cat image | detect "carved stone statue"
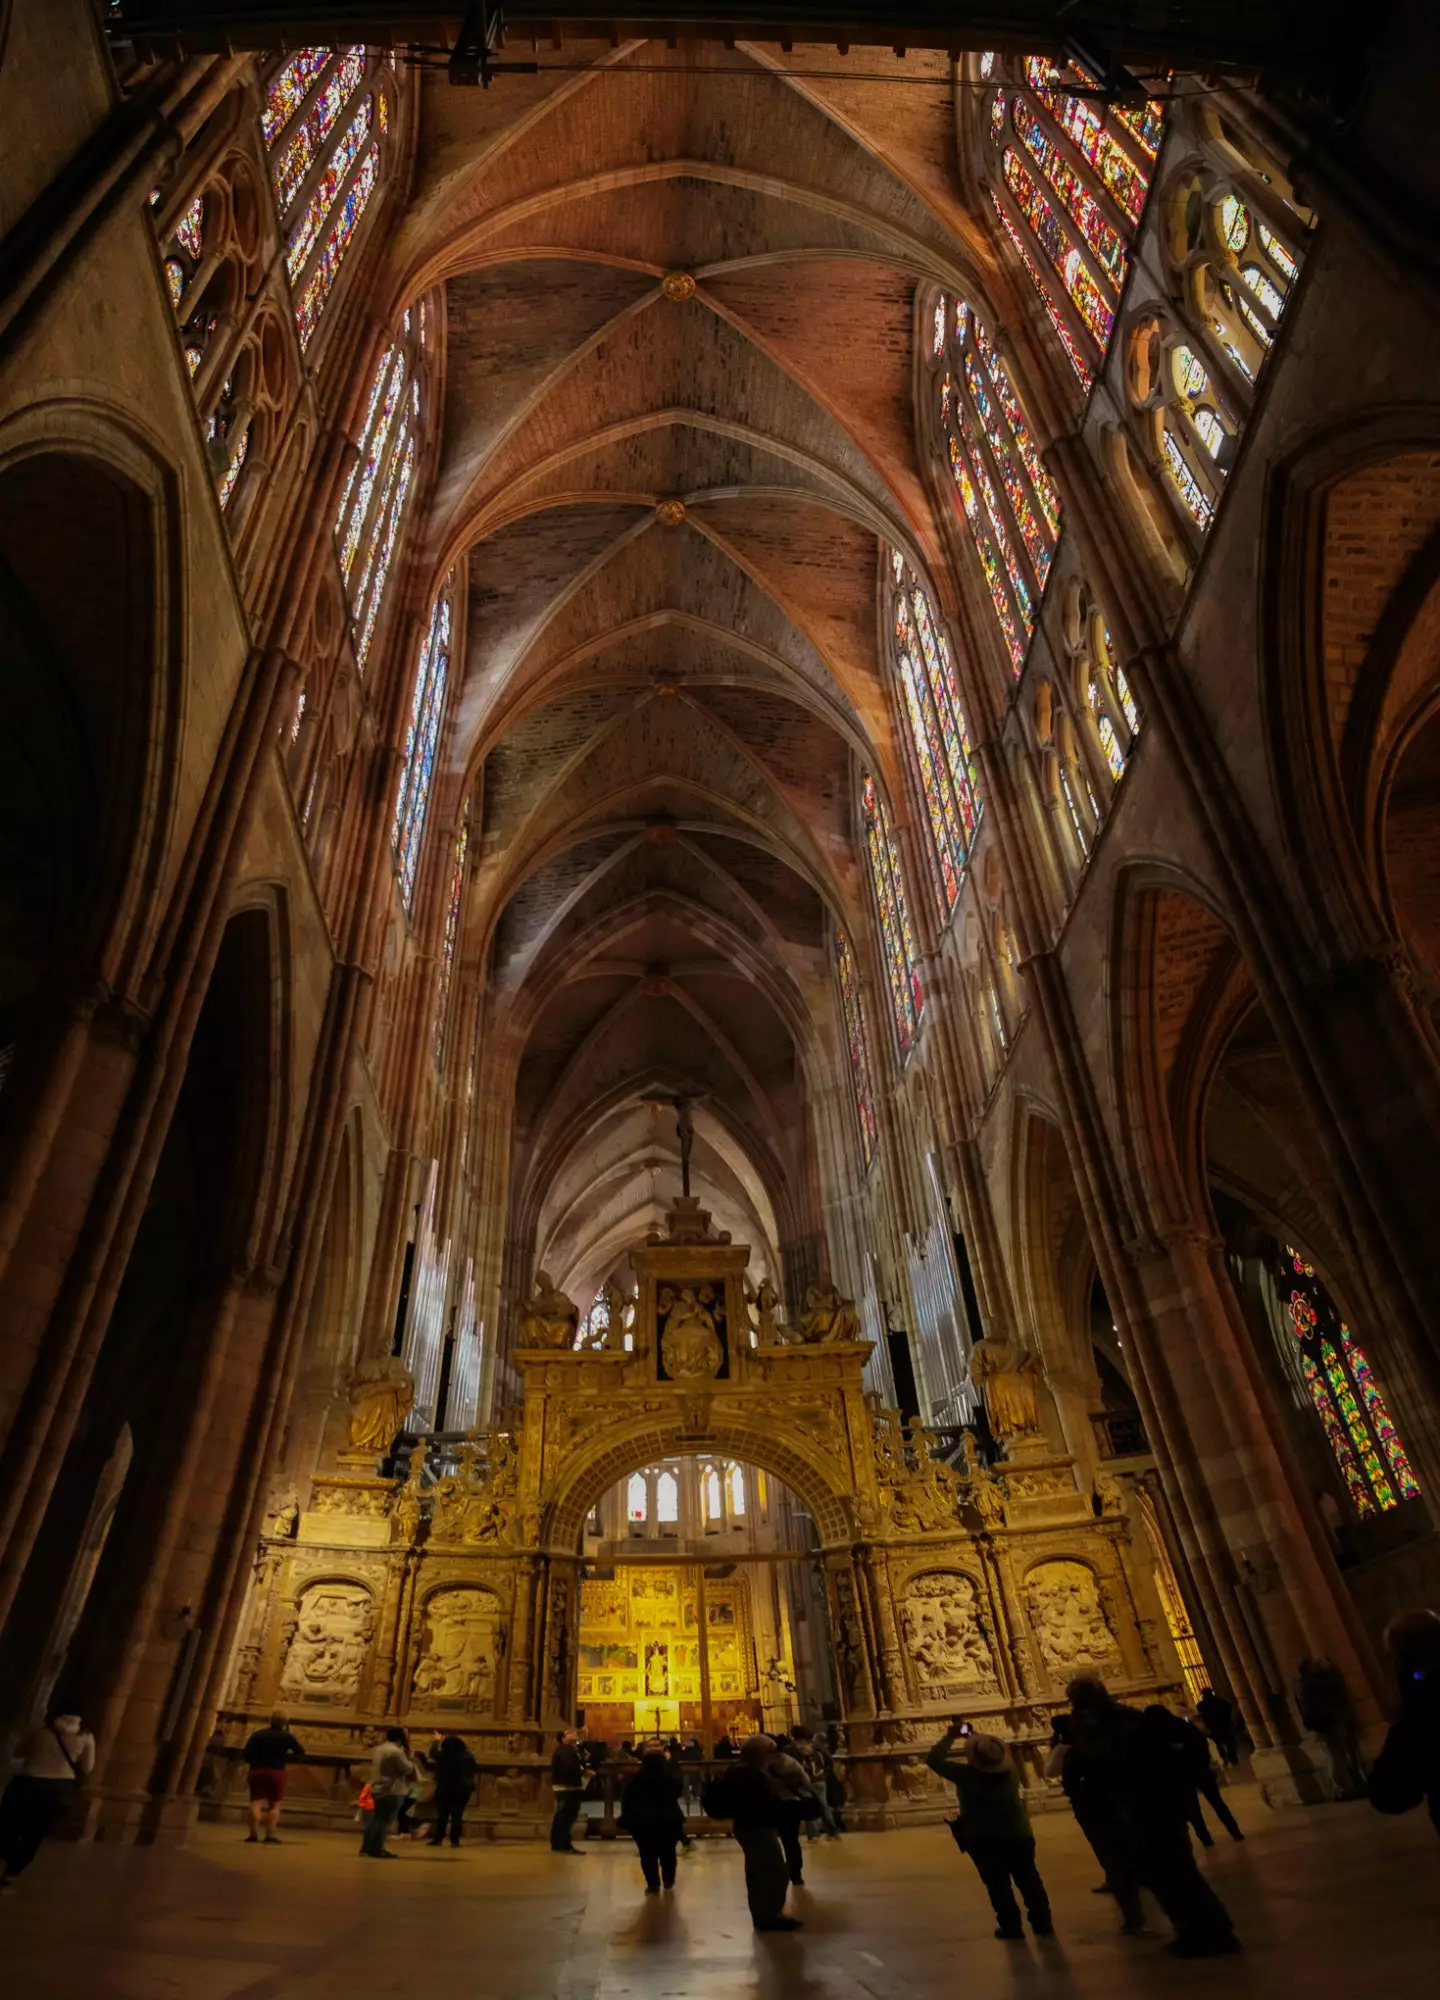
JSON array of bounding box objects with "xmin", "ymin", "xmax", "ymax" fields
[
  {"xmin": 1094, "ymin": 1470, "xmax": 1126, "ymax": 1516},
  {"xmin": 659, "ymin": 1284, "xmax": 723, "ymax": 1379},
  {"xmin": 753, "ymin": 1277, "xmax": 781, "ymax": 1345},
  {"xmin": 795, "ymin": 1280, "xmax": 861, "ymax": 1344},
  {"xmin": 902, "ymin": 1572, "xmax": 997, "ymax": 1689},
  {"xmin": 279, "ymin": 1582, "xmax": 375, "ymax": 1702},
  {"xmin": 602, "ymin": 1280, "xmax": 630, "ymax": 1348},
  {"xmin": 347, "ymin": 1355, "xmax": 415, "ymax": 1452},
  {"xmin": 494, "ymin": 1767, "xmax": 531, "ymax": 1815},
  {"xmin": 968, "ymin": 1332, "xmax": 1042, "ymax": 1438},
  {"xmin": 412, "ymin": 1586, "xmax": 499, "ymax": 1706},
  {"xmin": 269, "ymin": 1496, "xmax": 299, "ymax": 1540},
  {"xmin": 1025, "ymin": 1559, "xmax": 1121, "ymax": 1675},
  {"xmin": 518, "ymin": 1271, "xmax": 579, "ymax": 1349},
  {"xmin": 961, "ymin": 1432, "xmax": 1008, "ymax": 1528}
]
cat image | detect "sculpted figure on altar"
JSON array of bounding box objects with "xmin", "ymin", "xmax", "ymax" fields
[
  {"xmin": 347, "ymin": 1353, "xmax": 415, "ymax": 1451},
  {"xmin": 968, "ymin": 1330, "xmax": 1043, "ymax": 1439},
  {"xmin": 794, "ymin": 1279, "xmax": 861, "ymax": 1345},
  {"xmin": 753, "ymin": 1277, "xmax": 782, "ymax": 1345},
  {"xmin": 659, "ymin": 1284, "xmax": 724, "ymax": 1379},
  {"xmin": 518, "ymin": 1270, "xmax": 579, "ymax": 1349}
]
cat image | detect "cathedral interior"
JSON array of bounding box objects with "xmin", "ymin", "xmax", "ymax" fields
[{"xmin": 3, "ymin": 0, "xmax": 1440, "ymax": 1952}]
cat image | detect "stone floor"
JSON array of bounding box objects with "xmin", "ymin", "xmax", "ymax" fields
[{"xmin": 2, "ymin": 1786, "xmax": 1434, "ymax": 1998}]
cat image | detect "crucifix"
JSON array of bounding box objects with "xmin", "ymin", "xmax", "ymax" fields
[{"xmin": 672, "ymin": 1095, "xmax": 694, "ymax": 1198}]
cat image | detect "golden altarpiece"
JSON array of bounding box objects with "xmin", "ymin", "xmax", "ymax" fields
[{"xmin": 217, "ymin": 1199, "xmax": 1185, "ymax": 1830}]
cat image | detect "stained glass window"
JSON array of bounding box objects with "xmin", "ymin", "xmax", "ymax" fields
[
  {"xmin": 433, "ymin": 817, "xmax": 469, "ymax": 1065},
  {"xmin": 861, "ymin": 774, "xmax": 923, "ymax": 1055},
  {"xmin": 262, "ymin": 47, "xmax": 333, "ymax": 147},
  {"xmin": 936, "ymin": 301, "xmax": 1060, "ymax": 673},
  {"xmin": 1280, "ymin": 1244, "xmax": 1421, "ymax": 1516},
  {"xmin": 164, "ymin": 259, "xmax": 185, "ymax": 308},
  {"xmin": 261, "ymin": 45, "xmax": 392, "ymax": 354},
  {"xmin": 835, "ymin": 925, "xmax": 878, "ymax": 1167},
  {"xmin": 577, "ymin": 1287, "xmax": 610, "ymax": 1350},
  {"xmin": 1058, "ymin": 760, "xmax": 1090, "ymax": 855},
  {"xmin": 335, "ymin": 325, "xmax": 423, "ymax": 674},
  {"xmin": 985, "ymin": 56, "xmax": 1165, "ymax": 389},
  {"xmin": 703, "ymin": 1466, "xmax": 722, "ymax": 1523},
  {"xmin": 627, "ymin": 1472, "xmax": 648, "ymax": 1522},
  {"xmin": 392, "ymin": 584, "xmax": 452, "ymax": 910},
  {"xmin": 174, "ymin": 195, "xmax": 204, "ymax": 260},
  {"xmin": 888, "ymin": 554, "xmax": 982, "ymax": 913},
  {"xmin": 217, "ymin": 425, "xmax": 249, "ymax": 510},
  {"xmin": 1115, "ymin": 664, "xmax": 1139, "ymax": 736},
  {"xmin": 727, "ymin": 1463, "xmax": 746, "ymax": 1516},
  {"xmin": 656, "ymin": 1471, "xmax": 679, "ymax": 1524},
  {"xmin": 1097, "ymin": 714, "xmax": 1125, "ymax": 780},
  {"xmin": 270, "ymin": 46, "xmax": 367, "ymax": 214}
]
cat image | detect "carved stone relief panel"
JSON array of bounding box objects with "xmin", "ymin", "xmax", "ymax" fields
[
  {"xmin": 278, "ymin": 1580, "xmax": 376, "ymax": 1704},
  {"xmin": 1024, "ymin": 1558, "xmax": 1122, "ymax": 1679},
  {"xmin": 900, "ymin": 1570, "xmax": 1000, "ymax": 1700},
  {"xmin": 412, "ymin": 1585, "xmax": 501, "ymax": 1709}
]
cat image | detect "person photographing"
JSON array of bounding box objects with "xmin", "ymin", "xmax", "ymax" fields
[{"xmin": 926, "ymin": 1720, "xmax": 1053, "ymax": 1941}]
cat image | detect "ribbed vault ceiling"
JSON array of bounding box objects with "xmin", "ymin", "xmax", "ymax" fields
[{"xmin": 390, "ymin": 41, "xmax": 999, "ymax": 1291}]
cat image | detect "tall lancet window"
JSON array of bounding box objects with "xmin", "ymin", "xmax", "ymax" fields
[
  {"xmin": 861, "ymin": 775, "xmax": 923, "ymax": 1056},
  {"xmin": 978, "ymin": 54, "xmax": 1166, "ymax": 388},
  {"xmin": 392, "ymin": 579, "xmax": 453, "ymax": 910},
  {"xmin": 433, "ymin": 814, "xmax": 469, "ymax": 1064},
  {"xmin": 933, "ymin": 300, "xmax": 1062, "ymax": 673},
  {"xmin": 1278, "ymin": 1246, "xmax": 1421, "ymax": 1520},
  {"xmin": 333, "ymin": 305, "xmax": 426, "ymax": 670},
  {"xmin": 260, "ymin": 45, "xmax": 397, "ymax": 352},
  {"xmin": 886, "ymin": 550, "xmax": 983, "ymax": 914},
  {"xmin": 835, "ymin": 925, "xmax": 878, "ymax": 1167}
]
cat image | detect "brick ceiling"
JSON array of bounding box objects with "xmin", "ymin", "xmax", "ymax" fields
[{"xmin": 390, "ymin": 39, "xmax": 997, "ymax": 1286}]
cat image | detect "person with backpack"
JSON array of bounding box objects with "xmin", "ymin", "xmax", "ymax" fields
[
  {"xmin": 0, "ymin": 1701, "xmax": 95, "ymax": 1892},
  {"xmin": 619, "ymin": 1741, "xmax": 686, "ymax": 1893},
  {"xmin": 1058, "ymin": 1676, "xmax": 1239, "ymax": 1959},
  {"xmin": 926, "ymin": 1725, "xmax": 1053, "ymax": 1941},
  {"xmin": 791, "ymin": 1726, "xmax": 842, "ymax": 1839},
  {"xmin": 426, "ymin": 1734, "xmax": 478, "ymax": 1847},
  {"xmin": 701, "ymin": 1734, "xmax": 801, "ymax": 1931},
  {"xmin": 241, "ymin": 1711, "xmax": 306, "ymax": 1845}
]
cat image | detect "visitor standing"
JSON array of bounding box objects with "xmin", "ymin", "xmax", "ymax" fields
[
  {"xmin": 763, "ymin": 1736, "xmax": 818, "ymax": 1885},
  {"xmin": 620, "ymin": 1742, "xmax": 685, "ymax": 1893},
  {"xmin": 1196, "ymin": 1687, "xmax": 1240, "ymax": 1767},
  {"xmin": 702, "ymin": 1734, "xmax": 800, "ymax": 1932},
  {"xmin": 550, "ymin": 1729, "xmax": 587, "ymax": 1853},
  {"xmin": 1368, "ymin": 1607, "xmax": 1440, "ymax": 1836},
  {"xmin": 926, "ymin": 1725, "xmax": 1053, "ymax": 1940},
  {"xmin": 0, "ymin": 1702, "xmax": 94, "ymax": 1893},
  {"xmin": 791, "ymin": 1727, "xmax": 842, "ymax": 1839},
  {"xmin": 1174, "ymin": 1711, "xmax": 1243, "ymax": 1843},
  {"xmin": 1294, "ymin": 1657, "xmax": 1365, "ymax": 1799},
  {"xmin": 241, "ymin": 1712, "xmax": 306, "ymax": 1844},
  {"xmin": 426, "ymin": 1734, "xmax": 478, "ymax": 1847},
  {"xmin": 1059, "ymin": 1677, "xmax": 1239, "ymax": 1959},
  {"xmin": 361, "ymin": 1728, "xmax": 416, "ymax": 1859}
]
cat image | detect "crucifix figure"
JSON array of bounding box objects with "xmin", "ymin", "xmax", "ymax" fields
[{"xmin": 672, "ymin": 1095, "xmax": 694, "ymax": 1197}]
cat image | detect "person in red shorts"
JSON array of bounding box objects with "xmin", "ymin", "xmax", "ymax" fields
[{"xmin": 242, "ymin": 1713, "xmax": 306, "ymax": 1844}]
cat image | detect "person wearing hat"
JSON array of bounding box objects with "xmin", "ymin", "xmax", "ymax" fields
[{"xmin": 926, "ymin": 1724, "xmax": 1053, "ymax": 1941}]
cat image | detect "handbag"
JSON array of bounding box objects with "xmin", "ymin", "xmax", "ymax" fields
[{"xmin": 49, "ymin": 1725, "xmax": 86, "ymax": 1784}]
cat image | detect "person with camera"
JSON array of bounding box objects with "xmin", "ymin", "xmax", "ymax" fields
[{"xmin": 926, "ymin": 1720, "xmax": 1053, "ymax": 1942}]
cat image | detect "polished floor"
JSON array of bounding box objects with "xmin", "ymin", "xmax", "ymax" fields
[{"xmin": 2, "ymin": 1786, "xmax": 1434, "ymax": 1998}]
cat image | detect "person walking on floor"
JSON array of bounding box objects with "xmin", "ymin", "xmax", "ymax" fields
[
  {"xmin": 1196, "ymin": 1687, "xmax": 1240, "ymax": 1767},
  {"xmin": 702, "ymin": 1734, "xmax": 800, "ymax": 1932},
  {"xmin": 1368, "ymin": 1607, "xmax": 1440, "ymax": 1836},
  {"xmin": 426, "ymin": 1734, "xmax": 478, "ymax": 1848},
  {"xmin": 1294, "ymin": 1656, "xmax": 1366, "ymax": 1800},
  {"xmin": 361, "ymin": 1728, "xmax": 416, "ymax": 1859},
  {"xmin": 1174, "ymin": 1711, "xmax": 1244, "ymax": 1844},
  {"xmin": 762, "ymin": 1734, "xmax": 818, "ymax": 1885},
  {"xmin": 1059, "ymin": 1676, "xmax": 1240, "ymax": 1959},
  {"xmin": 241, "ymin": 1711, "xmax": 305, "ymax": 1845},
  {"xmin": 926, "ymin": 1725, "xmax": 1053, "ymax": 1941},
  {"xmin": 791, "ymin": 1727, "xmax": 842, "ymax": 1840},
  {"xmin": 620, "ymin": 1742, "xmax": 685, "ymax": 1893},
  {"xmin": 550, "ymin": 1729, "xmax": 587, "ymax": 1853},
  {"xmin": 0, "ymin": 1701, "xmax": 94, "ymax": 1893}
]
